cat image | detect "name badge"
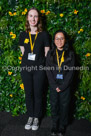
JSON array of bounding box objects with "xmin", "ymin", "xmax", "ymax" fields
[
  {"xmin": 56, "ymin": 74, "xmax": 63, "ymax": 79},
  {"xmin": 28, "ymin": 53, "xmax": 36, "ymax": 61}
]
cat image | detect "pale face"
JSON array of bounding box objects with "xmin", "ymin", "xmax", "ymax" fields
[
  {"xmin": 27, "ymin": 9, "xmax": 39, "ymax": 27},
  {"xmin": 54, "ymin": 32, "xmax": 66, "ymax": 50}
]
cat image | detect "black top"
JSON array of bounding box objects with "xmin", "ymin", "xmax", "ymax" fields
[
  {"xmin": 46, "ymin": 49, "xmax": 75, "ymax": 91},
  {"xmin": 19, "ymin": 31, "xmax": 50, "ymax": 66}
]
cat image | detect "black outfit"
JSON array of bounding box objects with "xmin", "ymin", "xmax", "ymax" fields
[
  {"xmin": 46, "ymin": 49, "xmax": 75, "ymax": 133},
  {"xmin": 19, "ymin": 31, "xmax": 49, "ymax": 118}
]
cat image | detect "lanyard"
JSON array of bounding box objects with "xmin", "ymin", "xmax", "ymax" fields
[
  {"xmin": 29, "ymin": 32, "xmax": 38, "ymax": 53},
  {"xmin": 56, "ymin": 49, "xmax": 65, "ymax": 72}
]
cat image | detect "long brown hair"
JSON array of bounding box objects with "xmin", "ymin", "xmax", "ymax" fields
[{"xmin": 25, "ymin": 7, "xmax": 43, "ymax": 33}]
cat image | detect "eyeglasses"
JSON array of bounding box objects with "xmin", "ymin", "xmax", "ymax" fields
[{"xmin": 55, "ymin": 37, "xmax": 65, "ymax": 41}]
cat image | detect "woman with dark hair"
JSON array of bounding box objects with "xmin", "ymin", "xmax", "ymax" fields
[
  {"xmin": 46, "ymin": 30, "xmax": 75, "ymax": 136},
  {"xmin": 19, "ymin": 7, "xmax": 50, "ymax": 131}
]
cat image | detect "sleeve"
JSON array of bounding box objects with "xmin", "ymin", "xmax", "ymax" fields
[
  {"xmin": 58, "ymin": 51, "xmax": 75, "ymax": 91},
  {"xmin": 19, "ymin": 32, "xmax": 24, "ymax": 46},
  {"xmin": 43, "ymin": 31, "xmax": 50, "ymax": 47},
  {"xmin": 46, "ymin": 51, "xmax": 58, "ymax": 90}
]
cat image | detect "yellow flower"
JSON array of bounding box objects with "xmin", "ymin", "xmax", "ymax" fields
[
  {"xmin": 10, "ymin": 94, "xmax": 13, "ymax": 97},
  {"xmin": 78, "ymin": 31, "xmax": 80, "ymax": 34},
  {"xmin": 85, "ymin": 53, "xmax": 91, "ymax": 57},
  {"xmin": 45, "ymin": 13, "xmax": 48, "ymax": 15},
  {"xmin": 9, "ymin": 11, "xmax": 13, "ymax": 16},
  {"xmin": 13, "ymin": 12, "xmax": 16, "ymax": 16},
  {"xmin": 81, "ymin": 96, "xmax": 85, "ymax": 100},
  {"xmin": 11, "ymin": 34, "xmax": 16, "ymax": 39},
  {"xmin": 24, "ymin": 38, "xmax": 29, "ymax": 44},
  {"xmin": 45, "ymin": 11, "xmax": 50, "ymax": 15},
  {"xmin": 19, "ymin": 61, "xmax": 21, "ymax": 64},
  {"xmin": 78, "ymin": 28, "xmax": 84, "ymax": 34},
  {"xmin": 10, "ymin": 32, "xmax": 16, "ymax": 39},
  {"xmin": 21, "ymin": 54, "xmax": 23, "ymax": 56},
  {"xmin": 10, "ymin": 32, "xmax": 13, "ymax": 35},
  {"xmin": 20, "ymin": 83, "xmax": 24, "ymax": 90},
  {"xmin": 22, "ymin": 9, "xmax": 27, "ymax": 15},
  {"xmin": 80, "ymin": 28, "xmax": 84, "ymax": 32},
  {"xmin": 24, "ymin": 8, "xmax": 27, "ymax": 12},
  {"xmin": 74, "ymin": 10, "xmax": 78, "ymax": 14},
  {"xmin": 47, "ymin": 11, "xmax": 50, "ymax": 14},
  {"xmin": 8, "ymin": 71, "xmax": 12, "ymax": 75},
  {"xmin": 18, "ymin": 57, "xmax": 22, "ymax": 60},
  {"xmin": 22, "ymin": 11, "xmax": 26, "ymax": 15},
  {"xmin": 40, "ymin": 10, "xmax": 45, "ymax": 14},
  {"xmin": 60, "ymin": 13, "xmax": 64, "ymax": 17}
]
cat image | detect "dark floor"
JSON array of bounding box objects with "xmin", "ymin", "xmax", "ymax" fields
[{"xmin": 0, "ymin": 111, "xmax": 91, "ymax": 136}]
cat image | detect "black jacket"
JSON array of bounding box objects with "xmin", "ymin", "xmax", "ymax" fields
[{"xmin": 46, "ymin": 49, "xmax": 75, "ymax": 91}]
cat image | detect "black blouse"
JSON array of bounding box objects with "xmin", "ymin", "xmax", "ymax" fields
[
  {"xmin": 46, "ymin": 50, "xmax": 75, "ymax": 91},
  {"xmin": 19, "ymin": 31, "xmax": 50, "ymax": 65}
]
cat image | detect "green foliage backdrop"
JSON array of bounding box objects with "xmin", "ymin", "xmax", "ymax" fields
[{"xmin": 0, "ymin": 0, "xmax": 91, "ymax": 121}]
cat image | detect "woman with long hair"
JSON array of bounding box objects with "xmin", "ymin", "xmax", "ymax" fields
[
  {"xmin": 46, "ymin": 30, "xmax": 75, "ymax": 136},
  {"xmin": 19, "ymin": 7, "xmax": 50, "ymax": 131}
]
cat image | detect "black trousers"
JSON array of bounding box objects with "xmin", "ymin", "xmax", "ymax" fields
[
  {"xmin": 50, "ymin": 87, "xmax": 71, "ymax": 130},
  {"xmin": 20, "ymin": 63, "xmax": 46, "ymax": 118}
]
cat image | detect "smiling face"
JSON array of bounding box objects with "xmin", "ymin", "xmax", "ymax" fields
[
  {"xmin": 27, "ymin": 9, "xmax": 39, "ymax": 27},
  {"xmin": 54, "ymin": 32, "xmax": 66, "ymax": 50}
]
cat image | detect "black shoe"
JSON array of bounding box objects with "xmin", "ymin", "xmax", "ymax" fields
[
  {"xmin": 57, "ymin": 129, "xmax": 64, "ymax": 136},
  {"xmin": 51, "ymin": 128, "xmax": 57, "ymax": 136},
  {"xmin": 57, "ymin": 132, "xmax": 64, "ymax": 136},
  {"xmin": 57, "ymin": 132, "xmax": 63, "ymax": 136}
]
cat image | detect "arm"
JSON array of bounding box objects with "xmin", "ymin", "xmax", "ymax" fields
[
  {"xmin": 58, "ymin": 52, "xmax": 75, "ymax": 91},
  {"xmin": 45, "ymin": 47, "xmax": 50, "ymax": 57},
  {"xmin": 20, "ymin": 46, "xmax": 25, "ymax": 55},
  {"xmin": 19, "ymin": 32, "xmax": 25, "ymax": 55},
  {"xmin": 46, "ymin": 52, "xmax": 58, "ymax": 90},
  {"xmin": 43, "ymin": 31, "xmax": 50, "ymax": 57}
]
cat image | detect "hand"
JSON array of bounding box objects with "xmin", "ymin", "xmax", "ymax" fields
[{"xmin": 56, "ymin": 87, "xmax": 61, "ymax": 92}]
